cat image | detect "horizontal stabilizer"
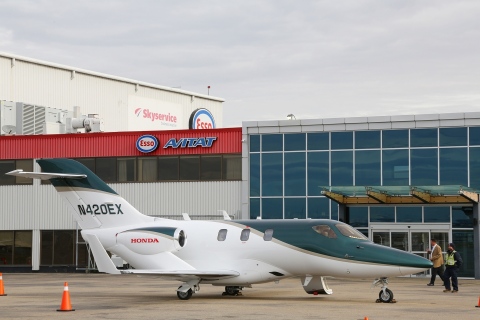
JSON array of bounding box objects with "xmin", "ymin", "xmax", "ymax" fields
[
  {"xmin": 120, "ymin": 269, "xmax": 239, "ymax": 280},
  {"xmin": 6, "ymin": 169, "xmax": 87, "ymax": 180}
]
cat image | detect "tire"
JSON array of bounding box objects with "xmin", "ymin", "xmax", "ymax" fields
[
  {"xmin": 378, "ymin": 288, "xmax": 393, "ymax": 303},
  {"xmin": 225, "ymin": 286, "xmax": 239, "ymax": 296},
  {"xmin": 177, "ymin": 289, "xmax": 193, "ymax": 300}
]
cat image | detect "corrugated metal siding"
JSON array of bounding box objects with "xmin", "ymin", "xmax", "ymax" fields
[
  {"xmin": 0, "ymin": 128, "xmax": 241, "ymax": 159},
  {"xmin": 0, "ymin": 56, "xmax": 12, "ymax": 100},
  {"xmin": 0, "ymin": 181, "xmax": 241, "ymax": 230}
]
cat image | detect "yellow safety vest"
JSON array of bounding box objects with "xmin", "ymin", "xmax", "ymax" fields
[{"xmin": 445, "ymin": 250, "xmax": 457, "ymax": 266}]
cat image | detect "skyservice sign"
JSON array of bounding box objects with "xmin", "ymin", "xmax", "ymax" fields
[
  {"xmin": 128, "ymin": 96, "xmax": 184, "ymax": 131},
  {"xmin": 189, "ymin": 108, "xmax": 216, "ymax": 129}
]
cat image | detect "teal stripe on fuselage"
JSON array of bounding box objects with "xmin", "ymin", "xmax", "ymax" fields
[
  {"xmin": 126, "ymin": 227, "xmax": 177, "ymax": 238},
  {"xmin": 37, "ymin": 159, "xmax": 117, "ymax": 195}
]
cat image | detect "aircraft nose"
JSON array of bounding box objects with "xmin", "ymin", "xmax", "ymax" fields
[{"xmin": 362, "ymin": 242, "xmax": 433, "ymax": 269}]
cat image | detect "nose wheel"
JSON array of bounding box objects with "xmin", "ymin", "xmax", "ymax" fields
[{"xmin": 372, "ymin": 278, "xmax": 395, "ymax": 303}]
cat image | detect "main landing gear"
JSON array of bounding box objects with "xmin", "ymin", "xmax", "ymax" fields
[
  {"xmin": 222, "ymin": 286, "xmax": 243, "ymax": 296},
  {"xmin": 372, "ymin": 278, "xmax": 395, "ymax": 303},
  {"xmin": 176, "ymin": 280, "xmax": 200, "ymax": 300}
]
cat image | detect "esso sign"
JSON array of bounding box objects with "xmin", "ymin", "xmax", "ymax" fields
[
  {"xmin": 189, "ymin": 108, "xmax": 216, "ymax": 129},
  {"xmin": 136, "ymin": 135, "xmax": 159, "ymax": 153}
]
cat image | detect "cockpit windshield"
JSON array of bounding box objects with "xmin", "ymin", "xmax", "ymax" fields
[
  {"xmin": 312, "ymin": 225, "xmax": 337, "ymax": 239},
  {"xmin": 335, "ymin": 223, "xmax": 368, "ymax": 240}
]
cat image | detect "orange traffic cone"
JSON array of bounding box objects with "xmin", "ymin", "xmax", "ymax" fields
[
  {"xmin": 57, "ymin": 282, "xmax": 75, "ymax": 312},
  {"xmin": 0, "ymin": 272, "xmax": 7, "ymax": 296},
  {"xmin": 364, "ymin": 317, "xmax": 369, "ymax": 320},
  {"xmin": 476, "ymin": 296, "xmax": 480, "ymax": 308}
]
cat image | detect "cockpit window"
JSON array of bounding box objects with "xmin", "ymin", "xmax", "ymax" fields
[
  {"xmin": 335, "ymin": 224, "xmax": 368, "ymax": 240},
  {"xmin": 312, "ymin": 225, "xmax": 337, "ymax": 239}
]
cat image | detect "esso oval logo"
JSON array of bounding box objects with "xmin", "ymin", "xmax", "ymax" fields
[
  {"xmin": 136, "ymin": 135, "xmax": 159, "ymax": 153},
  {"xmin": 189, "ymin": 108, "xmax": 216, "ymax": 129}
]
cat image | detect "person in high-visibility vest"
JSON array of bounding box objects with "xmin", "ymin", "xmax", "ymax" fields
[{"xmin": 443, "ymin": 243, "xmax": 463, "ymax": 293}]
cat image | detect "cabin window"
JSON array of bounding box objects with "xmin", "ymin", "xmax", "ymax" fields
[
  {"xmin": 335, "ymin": 224, "xmax": 368, "ymax": 240},
  {"xmin": 217, "ymin": 229, "xmax": 228, "ymax": 241},
  {"xmin": 263, "ymin": 229, "xmax": 274, "ymax": 241},
  {"xmin": 240, "ymin": 229, "xmax": 250, "ymax": 241},
  {"xmin": 312, "ymin": 225, "xmax": 337, "ymax": 239}
]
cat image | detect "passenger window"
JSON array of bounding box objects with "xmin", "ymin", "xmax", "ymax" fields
[
  {"xmin": 263, "ymin": 229, "xmax": 274, "ymax": 241},
  {"xmin": 240, "ymin": 229, "xmax": 250, "ymax": 241},
  {"xmin": 312, "ymin": 225, "xmax": 337, "ymax": 239},
  {"xmin": 217, "ymin": 229, "xmax": 227, "ymax": 241}
]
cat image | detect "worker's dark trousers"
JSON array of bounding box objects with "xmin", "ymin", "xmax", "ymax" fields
[{"xmin": 443, "ymin": 267, "xmax": 458, "ymax": 291}]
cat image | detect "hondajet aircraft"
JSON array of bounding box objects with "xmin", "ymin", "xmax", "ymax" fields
[{"xmin": 7, "ymin": 159, "xmax": 432, "ymax": 302}]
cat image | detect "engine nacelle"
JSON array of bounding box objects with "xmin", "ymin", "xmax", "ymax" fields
[{"xmin": 116, "ymin": 227, "xmax": 187, "ymax": 255}]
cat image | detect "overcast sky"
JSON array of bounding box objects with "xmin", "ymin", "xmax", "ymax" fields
[{"xmin": 1, "ymin": 0, "xmax": 479, "ymax": 127}]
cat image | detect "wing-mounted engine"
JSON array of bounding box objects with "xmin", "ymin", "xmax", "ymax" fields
[{"xmin": 116, "ymin": 227, "xmax": 187, "ymax": 255}]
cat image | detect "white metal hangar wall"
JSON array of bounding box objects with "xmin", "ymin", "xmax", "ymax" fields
[{"xmin": 0, "ymin": 52, "xmax": 224, "ymax": 132}]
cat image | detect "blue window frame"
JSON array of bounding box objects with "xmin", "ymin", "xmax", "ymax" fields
[
  {"xmin": 347, "ymin": 207, "xmax": 368, "ymax": 227},
  {"xmin": 307, "ymin": 132, "xmax": 329, "ymax": 150},
  {"xmin": 262, "ymin": 134, "xmax": 282, "ymax": 152},
  {"xmin": 250, "ymin": 198, "xmax": 260, "ymax": 219},
  {"xmin": 262, "ymin": 198, "xmax": 283, "ymax": 219},
  {"xmin": 370, "ymin": 206, "xmax": 395, "ymax": 222},
  {"xmin": 440, "ymin": 148, "xmax": 467, "ymax": 185},
  {"xmin": 470, "ymin": 147, "xmax": 480, "ymax": 188},
  {"xmin": 382, "ymin": 130, "xmax": 409, "ymax": 148},
  {"xmin": 452, "ymin": 207, "xmax": 473, "ymax": 228},
  {"xmin": 284, "ymin": 152, "xmax": 306, "ymax": 196},
  {"xmin": 382, "ymin": 149, "xmax": 409, "ymax": 186},
  {"xmin": 355, "ymin": 131, "xmax": 380, "ymax": 149},
  {"xmin": 262, "ymin": 153, "xmax": 283, "ymax": 196},
  {"xmin": 250, "ymin": 135, "xmax": 260, "ymax": 152},
  {"xmin": 396, "ymin": 207, "xmax": 422, "ymax": 223},
  {"xmin": 469, "ymin": 127, "xmax": 480, "ymax": 146},
  {"xmin": 284, "ymin": 133, "xmax": 306, "ymax": 151},
  {"xmin": 424, "ymin": 206, "xmax": 450, "ymax": 223},
  {"xmin": 410, "ymin": 128, "xmax": 437, "ymax": 147},
  {"xmin": 307, "ymin": 152, "xmax": 329, "ymax": 196},
  {"xmin": 331, "ymin": 151, "xmax": 353, "ymax": 186},
  {"xmin": 250, "ymin": 154, "xmax": 260, "ymax": 196},
  {"xmin": 331, "ymin": 132, "xmax": 353, "ymax": 150},
  {"xmin": 355, "ymin": 150, "xmax": 380, "ymax": 186},
  {"xmin": 411, "ymin": 149, "xmax": 438, "ymax": 185},
  {"xmin": 452, "ymin": 230, "xmax": 474, "ymax": 277},
  {"xmin": 285, "ymin": 198, "xmax": 307, "ymax": 219},
  {"xmin": 308, "ymin": 197, "xmax": 330, "ymax": 219},
  {"xmin": 439, "ymin": 127, "xmax": 467, "ymax": 147}
]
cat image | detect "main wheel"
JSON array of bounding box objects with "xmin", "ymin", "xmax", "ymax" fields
[
  {"xmin": 177, "ymin": 289, "xmax": 193, "ymax": 300},
  {"xmin": 378, "ymin": 288, "xmax": 393, "ymax": 303},
  {"xmin": 225, "ymin": 286, "xmax": 239, "ymax": 296}
]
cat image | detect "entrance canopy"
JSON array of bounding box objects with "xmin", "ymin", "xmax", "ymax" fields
[{"xmin": 321, "ymin": 185, "xmax": 479, "ymax": 205}]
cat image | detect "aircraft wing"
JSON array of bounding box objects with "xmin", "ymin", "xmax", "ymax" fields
[{"xmin": 120, "ymin": 269, "xmax": 239, "ymax": 281}]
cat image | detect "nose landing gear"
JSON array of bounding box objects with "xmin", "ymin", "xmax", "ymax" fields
[{"xmin": 372, "ymin": 278, "xmax": 396, "ymax": 303}]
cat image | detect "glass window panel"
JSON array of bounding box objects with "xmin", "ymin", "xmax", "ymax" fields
[
  {"xmin": 53, "ymin": 230, "xmax": 75, "ymax": 265},
  {"xmin": 262, "ymin": 134, "xmax": 283, "ymax": 152},
  {"xmin": 355, "ymin": 150, "xmax": 380, "ymax": 186},
  {"xmin": 138, "ymin": 158, "xmax": 157, "ymax": 182},
  {"xmin": 470, "ymin": 147, "xmax": 480, "ymax": 188},
  {"xmin": 358, "ymin": 229, "xmax": 369, "ymax": 238},
  {"xmin": 250, "ymin": 198, "xmax": 260, "ymax": 219},
  {"xmin": 331, "ymin": 151, "xmax": 353, "ymax": 186},
  {"xmin": 217, "ymin": 229, "xmax": 227, "ymax": 241},
  {"xmin": 117, "ymin": 158, "xmax": 136, "ymax": 182},
  {"xmin": 373, "ymin": 232, "xmax": 390, "ymax": 247},
  {"xmin": 158, "ymin": 157, "xmax": 179, "ymax": 181},
  {"xmin": 452, "ymin": 206, "xmax": 473, "ymax": 228},
  {"xmin": 14, "ymin": 159, "xmax": 33, "ymax": 184},
  {"xmin": 307, "ymin": 132, "xmax": 329, "ymax": 150},
  {"xmin": 391, "ymin": 232, "xmax": 408, "ymax": 251},
  {"xmin": 396, "ymin": 206, "xmax": 422, "ymax": 223},
  {"xmin": 469, "ymin": 127, "xmax": 480, "ymax": 146},
  {"xmin": 75, "ymin": 158, "xmax": 95, "ymax": 172},
  {"xmin": 307, "ymin": 152, "xmax": 329, "ymax": 196},
  {"xmin": 200, "ymin": 156, "xmax": 222, "ymax": 180},
  {"xmin": 411, "ymin": 149, "xmax": 438, "ymax": 185},
  {"xmin": 382, "ymin": 149, "xmax": 409, "ymax": 186},
  {"xmin": 0, "ymin": 231, "xmax": 13, "ymax": 265},
  {"xmin": 424, "ymin": 206, "xmax": 450, "ymax": 223},
  {"xmin": 250, "ymin": 135, "xmax": 260, "ymax": 152},
  {"xmin": 331, "ymin": 201, "xmax": 339, "ymax": 220},
  {"xmin": 284, "ymin": 133, "xmax": 305, "ymax": 151},
  {"xmin": 0, "ymin": 160, "xmax": 15, "ymax": 185},
  {"xmin": 96, "ymin": 158, "xmax": 117, "ymax": 182},
  {"xmin": 222, "ymin": 155, "xmax": 241, "ymax": 180},
  {"xmin": 440, "ymin": 148, "xmax": 467, "ymax": 185},
  {"xmin": 240, "ymin": 229, "xmax": 251, "ymax": 241},
  {"xmin": 347, "ymin": 207, "xmax": 368, "ymax": 227},
  {"xmin": 40, "ymin": 230, "xmax": 53, "ymax": 266},
  {"xmin": 179, "ymin": 156, "xmax": 200, "ymax": 180},
  {"xmin": 411, "ymin": 232, "xmax": 429, "ymax": 251},
  {"xmin": 355, "ymin": 131, "xmax": 380, "ymax": 149},
  {"xmin": 284, "ymin": 152, "xmax": 306, "ymax": 196},
  {"xmin": 307, "ymin": 197, "xmax": 330, "ymax": 219},
  {"xmin": 331, "ymin": 132, "xmax": 353, "ymax": 150},
  {"xmin": 262, "ymin": 198, "xmax": 283, "ymax": 219},
  {"xmin": 382, "ymin": 130, "xmax": 409, "ymax": 148},
  {"xmin": 262, "ymin": 153, "xmax": 283, "ymax": 196},
  {"xmin": 284, "ymin": 198, "xmax": 306, "ymax": 219},
  {"xmin": 452, "ymin": 230, "xmax": 474, "ymax": 277},
  {"xmin": 250, "ymin": 154, "xmax": 260, "ymax": 196},
  {"xmin": 263, "ymin": 229, "xmax": 274, "ymax": 241},
  {"xmin": 440, "ymin": 127, "xmax": 467, "ymax": 147},
  {"xmin": 14, "ymin": 231, "xmax": 32, "ymax": 265},
  {"xmin": 431, "ymin": 232, "xmax": 449, "ymax": 252},
  {"xmin": 370, "ymin": 206, "xmax": 395, "ymax": 222},
  {"xmin": 410, "ymin": 128, "xmax": 438, "ymax": 147}
]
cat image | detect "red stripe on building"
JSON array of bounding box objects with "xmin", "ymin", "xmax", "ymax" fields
[{"xmin": 0, "ymin": 128, "xmax": 242, "ymax": 159}]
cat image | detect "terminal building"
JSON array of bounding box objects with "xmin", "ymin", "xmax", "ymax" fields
[{"xmin": 0, "ymin": 52, "xmax": 479, "ymax": 279}]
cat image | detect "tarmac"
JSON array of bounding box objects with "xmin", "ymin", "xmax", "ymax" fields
[{"xmin": 0, "ymin": 273, "xmax": 479, "ymax": 320}]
